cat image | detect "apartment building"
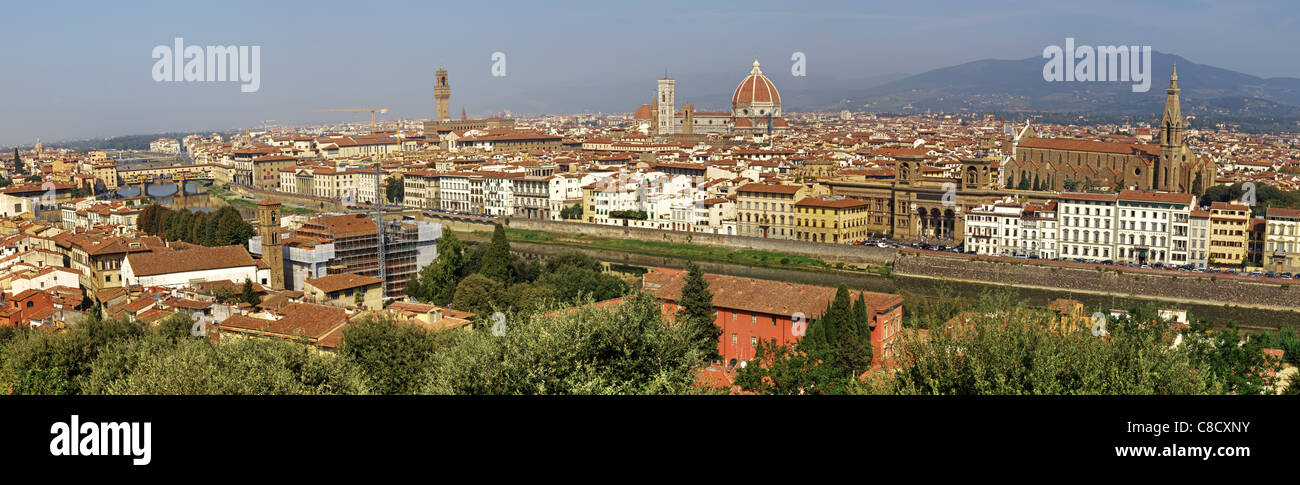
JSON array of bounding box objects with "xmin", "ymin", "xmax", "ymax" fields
[
  {"xmin": 736, "ymin": 183, "xmax": 808, "ymax": 239},
  {"xmin": 586, "ymin": 178, "xmax": 641, "ymax": 223},
  {"xmin": 1264, "ymin": 207, "xmax": 1300, "ymax": 273},
  {"xmin": 794, "ymin": 195, "xmax": 872, "ymax": 244},
  {"xmin": 251, "ymin": 155, "xmax": 296, "ymax": 191},
  {"xmin": 964, "ymin": 198, "xmax": 1023, "ymax": 256},
  {"xmin": 1188, "ymin": 209, "xmax": 1211, "ymax": 268},
  {"xmin": 1058, "ymin": 193, "xmax": 1117, "ymax": 260},
  {"xmin": 1208, "ymin": 201, "xmax": 1250, "ymax": 266},
  {"xmin": 1020, "ymin": 201, "xmax": 1058, "ymax": 259},
  {"xmin": 1115, "ymin": 191, "xmax": 1194, "ymax": 266},
  {"xmin": 402, "ymin": 170, "xmax": 440, "ymax": 210},
  {"xmin": 511, "ymin": 175, "xmax": 558, "ymax": 220},
  {"xmin": 481, "ymin": 171, "xmax": 518, "ymax": 217},
  {"xmin": 438, "ymin": 172, "xmax": 473, "ymax": 212}
]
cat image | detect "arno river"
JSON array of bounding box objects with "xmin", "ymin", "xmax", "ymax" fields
[{"xmin": 504, "ymin": 241, "xmax": 1300, "ymax": 331}]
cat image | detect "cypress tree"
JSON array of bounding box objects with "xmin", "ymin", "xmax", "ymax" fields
[
  {"xmin": 241, "ymin": 278, "xmax": 260, "ymax": 306},
  {"xmin": 854, "ymin": 292, "xmax": 871, "ymax": 343},
  {"xmin": 801, "ymin": 285, "xmax": 873, "ymax": 377},
  {"xmin": 679, "ymin": 262, "xmax": 720, "ymax": 361},
  {"xmin": 478, "ymin": 223, "xmax": 514, "ymax": 285},
  {"xmin": 829, "ymin": 285, "xmax": 870, "ymax": 376}
]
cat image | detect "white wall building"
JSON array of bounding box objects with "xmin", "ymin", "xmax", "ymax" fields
[
  {"xmin": 964, "ymin": 197, "xmax": 1024, "ymax": 256},
  {"xmin": 1115, "ymin": 191, "xmax": 1194, "ymax": 266},
  {"xmin": 121, "ymin": 245, "xmax": 263, "ymax": 289},
  {"xmin": 1020, "ymin": 201, "xmax": 1058, "ymax": 259},
  {"xmin": 1059, "ymin": 193, "xmax": 1118, "ymax": 261}
]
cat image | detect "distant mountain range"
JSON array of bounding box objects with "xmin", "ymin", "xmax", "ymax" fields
[
  {"xmin": 802, "ymin": 52, "xmax": 1300, "ymax": 127},
  {"xmin": 485, "ymin": 52, "xmax": 1300, "ymax": 133}
]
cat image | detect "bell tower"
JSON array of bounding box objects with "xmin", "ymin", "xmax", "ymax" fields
[
  {"xmin": 657, "ymin": 76, "xmax": 676, "ymax": 135},
  {"xmin": 1161, "ymin": 65, "xmax": 1183, "ymax": 148},
  {"xmin": 434, "ymin": 66, "xmax": 451, "ymax": 122},
  {"xmin": 257, "ymin": 199, "xmax": 285, "ymax": 291},
  {"xmin": 1157, "ymin": 66, "xmax": 1185, "ymax": 191}
]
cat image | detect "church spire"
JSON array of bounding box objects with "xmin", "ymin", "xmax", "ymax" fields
[{"xmin": 1162, "ymin": 66, "xmax": 1183, "ymax": 147}]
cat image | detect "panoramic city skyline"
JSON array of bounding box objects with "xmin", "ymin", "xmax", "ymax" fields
[
  {"xmin": 3, "ymin": 3, "xmax": 1297, "ymax": 469},
  {"xmin": 2, "ymin": 0, "xmax": 1299, "ymax": 146}
]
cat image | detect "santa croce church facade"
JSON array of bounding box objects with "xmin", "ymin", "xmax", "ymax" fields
[{"xmin": 1005, "ymin": 67, "xmax": 1216, "ymax": 195}]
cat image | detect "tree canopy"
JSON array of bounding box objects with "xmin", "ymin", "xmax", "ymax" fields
[{"xmin": 138, "ymin": 205, "xmax": 254, "ymax": 247}]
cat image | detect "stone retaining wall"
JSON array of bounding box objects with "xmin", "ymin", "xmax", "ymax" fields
[{"xmin": 894, "ymin": 252, "xmax": 1300, "ymax": 310}]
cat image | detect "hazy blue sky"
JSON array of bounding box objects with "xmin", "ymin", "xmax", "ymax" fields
[{"xmin": 1, "ymin": 0, "xmax": 1297, "ymax": 146}]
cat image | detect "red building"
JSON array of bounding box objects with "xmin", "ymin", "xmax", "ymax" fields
[
  {"xmin": 0, "ymin": 289, "xmax": 55, "ymax": 327},
  {"xmin": 642, "ymin": 268, "xmax": 904, "ymax": 369}
]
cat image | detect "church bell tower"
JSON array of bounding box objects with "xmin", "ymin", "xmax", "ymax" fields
[
  {"xmin": 434, "ymin": 66, "xmax": 451, "ymax": 122},
  {"xmin": 1158, "ymin": 66, "xmax": 1189, "ymax": 192},
  {"xmin": 257, "ymin": 199, "xmax": 285, "ymax": 291}
]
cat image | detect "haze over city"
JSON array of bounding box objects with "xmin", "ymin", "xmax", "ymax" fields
[
  {"xmin": 2, "ymin": 0, "xmax": 1298, "ymax": 146},
  {"xmin": 4, "ymin": 3, "xmax": 1300, "ymax": 471}
]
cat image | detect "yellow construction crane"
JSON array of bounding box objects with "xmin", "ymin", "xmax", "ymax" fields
[{"xmin": 311, "ymin": 108, "xmax": 389, "ymax": 134}]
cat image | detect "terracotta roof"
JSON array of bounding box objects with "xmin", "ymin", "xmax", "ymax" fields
[
  {"xmin": 1210, "ymin": 201, "xmax": 1250, "ymax": 212},
  {"xmin": 1018, "ymin": 137, "xmax": 1159, "ymax": 157},
  {"xmin": 796, "ymin": 195, "xmax": 869, "ymax": 209},
  {"xmin": 1060, "ymin": 192, "xmax": 1118, "ymax": 202},
  {"xmin": 632, "ymin": 104, "xmax": 653, "ymax": 120},
  {"xmin": 1266, "ymin": 207, "xmax": 1300, "ymax": 219},
  {"xmin": 732, "ymin": 59, "xmax": 781, "ymax": 105},
  {"xmin": 737, "ymin": 183, "xmax": 801, "ymax": 195},
  {"xmin": 1117, "ymin": 190, "xmax": 1194, "ymax": 205},
  {"xmin": 126, "ymin": 245, "xmax": 256, "ymax": 277},
  {"xmin": 305, "ymin": 273, "xmax": 383, "ymax": 294},
  {"xmin": 301, "ymin": 214, "xmax": 377, "ymax": 238},
  {"xmin": 643, "ymin": 268, "xmax": 902, "ymax": 318},
  {"xmin": 217, "ymin": 303, "xmax": 347, "ymax": 343}
]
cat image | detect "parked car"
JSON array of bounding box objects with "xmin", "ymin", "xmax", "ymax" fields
[{"xmin": 1266, "ymin": 271, "xmax": 1277, "ymax": 278}]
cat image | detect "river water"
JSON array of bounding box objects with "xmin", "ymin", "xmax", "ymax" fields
[{"xmin": 112, "ymin": 183, "xmax": 222, "ymax": 212}]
